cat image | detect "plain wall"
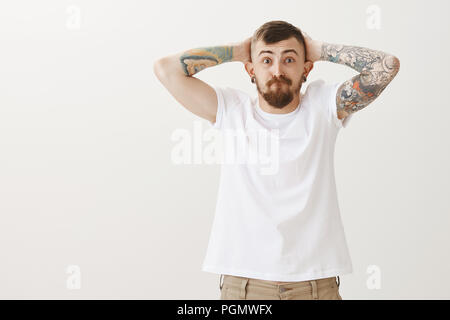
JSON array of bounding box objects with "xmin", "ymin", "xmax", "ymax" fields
[{"xmin": 0, "ymin": 0, "xmax": 449, "ymax": 299}]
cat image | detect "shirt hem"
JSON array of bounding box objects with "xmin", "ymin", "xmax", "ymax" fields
[{"xmin": 201, "ymin": 265, "xmax": 353, "ymax": 282}]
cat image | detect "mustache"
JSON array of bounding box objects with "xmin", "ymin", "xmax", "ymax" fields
[{"xmin": 267, "ymin": 75, "xmax": 292, "ymax": 86}]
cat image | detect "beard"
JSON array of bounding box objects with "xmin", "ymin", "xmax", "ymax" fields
[{"xmin": 255, "ymin": 75, "xmax": 303, "ymax": 108}]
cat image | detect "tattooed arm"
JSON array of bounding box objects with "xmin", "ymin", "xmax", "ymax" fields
[
  {"xmin": 302, "ymin": 32, "xmax": 400, "ymax": 121},
  {"xmin": 179, "ymin": 46, "xmax": 234, "ymax": 76},
  {"xmin": 321, "ymin": 43, "xmax": 400, "ymax": 120},
  {"xmin": 153, "ymin": 39, "xmax": 251, "ymax": 123}
]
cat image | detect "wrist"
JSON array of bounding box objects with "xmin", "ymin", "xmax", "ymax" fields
[
  {"xmin": 231, "ymin": 44, "xmax": 244, "ymax": 63},
  {"xmin": 311, "ymin": 40, "xmax": 324, "ymax": 62},
  {"xmin": 232, "ymin": 37, "xmax": 252, "ymax": 63}
]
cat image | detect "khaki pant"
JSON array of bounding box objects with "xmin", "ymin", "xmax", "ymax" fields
[{"xmin": 219, "ymin": 274, "xmax": 343, "ymax": 300}]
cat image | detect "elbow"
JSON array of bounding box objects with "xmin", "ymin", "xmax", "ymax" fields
[
  {"xmin": 153, "ymin": 56, "xmax": 187, "ymax": 84},
  {"xmin": 153, "ymin": 57, "xmax": 168, "ymax": 81},
  {"xmin": 388, "ymin": 55, "xmax": 400, "ymax": 76},
  {"xmin": 392, "ymin": 56, "xmax": 400, "ymax": 72}
]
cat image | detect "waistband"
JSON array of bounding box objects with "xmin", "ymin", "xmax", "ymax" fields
[{"xmin": 220, "ymin": 274, "xmax": 340, "ymax": 290}]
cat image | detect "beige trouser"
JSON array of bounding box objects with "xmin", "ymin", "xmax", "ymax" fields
[{"xmin": 219, "ymin": 274, "xmax": 343, "ymax": 300}]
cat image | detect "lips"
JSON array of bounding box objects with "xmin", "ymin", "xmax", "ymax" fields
[
  {"xmin": 271, "ymin": 81, "xmax": 287, "ymax": 88},
  {"xmin": 270, "ymin": 78, "xmax": 290, "ymax": 86}
]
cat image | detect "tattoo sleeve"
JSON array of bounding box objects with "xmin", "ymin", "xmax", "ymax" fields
[
  {"xmin": 319, "ymin": 43, "xmax": 400, "ymax": 119},
  {"xmin": 179, "ymin": 46, "xmax": 234, "ymax": 76}
]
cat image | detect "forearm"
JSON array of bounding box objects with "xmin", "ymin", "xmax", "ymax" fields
[
  {"xmin": 318, "ymin": 42, "xmax": 400, "ymax": 78},
  {"xmin": 318, "ymin": 42, "xmax": 400, "ymax": 114},
  {"xmin": 179, "ymin": 45, "xmax": 238, "ymax": 76},
  {"xmin": 156, "ymin": 43, "xmax": 245, "ymax": 78}
]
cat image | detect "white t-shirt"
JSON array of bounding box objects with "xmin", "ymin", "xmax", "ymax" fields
[{"xmin": 202, "ymin": 79, "xmax": 353, "ymax": 282}]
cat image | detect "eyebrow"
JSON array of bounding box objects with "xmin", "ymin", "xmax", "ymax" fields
[{"xmin": 258, "ymin": 49, "xmax": 299, "ymax": 57}]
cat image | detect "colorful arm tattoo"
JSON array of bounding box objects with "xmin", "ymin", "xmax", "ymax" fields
[
  {"xmin": 179, "ymin": 46, "xmax": 234, "ymax": 76},
  {"xmin": 320, "ymin": 43, "xmax": 400, "ymax": 119}
]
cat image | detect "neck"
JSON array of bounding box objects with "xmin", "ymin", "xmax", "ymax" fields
[{"xmin": 258, "ymin": 91, "xmax": 303, "ymax": 114}]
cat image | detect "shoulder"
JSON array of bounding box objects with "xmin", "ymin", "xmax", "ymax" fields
[
  {"xmin": 304, "ymin": 79, "xmax": 340, "ymax": 108},
  {"xmin": 306, "ymin": 78, "xmax": 326, "ymax": 89},
  {"xmin": 305, "ymin": 79, "xmax": 352, "ymax": 129},
  {"xmin": 211, "ymin": 85, "xmax": 253, "ymax": 111},
  {"xmin": 207, "ymin": 85, "xmax": 252, "ymax": 129},
  {"xmin": 306, "ymin": 79, "xmax": 339, "ymax": 96}
]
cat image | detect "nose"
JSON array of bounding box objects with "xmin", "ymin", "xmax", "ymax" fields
[{"xmin": 271, "ymin": 60, "xmax": 283, "ymax": 77}]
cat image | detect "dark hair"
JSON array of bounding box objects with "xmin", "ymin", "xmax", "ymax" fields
[{"xmin": 251, "ymin": 20, "xmax": 306, "ymax": 62}]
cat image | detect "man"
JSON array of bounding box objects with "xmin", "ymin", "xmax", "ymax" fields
[{"xmin": 153, "ymin": 20, "xmax": 400, "ymax": 300}]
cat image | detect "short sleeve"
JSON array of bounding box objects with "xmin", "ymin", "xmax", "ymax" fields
[
  {"xmin": 328, "ymin": 82, "xmax": 353, "ymax": 129},
  {"xmin": 206, "ymin": 85, "xmax": 248, "ymax": 130},
  {"xmin": 207, "ymin": 85, "xmax": 225, "ymax": 130}
]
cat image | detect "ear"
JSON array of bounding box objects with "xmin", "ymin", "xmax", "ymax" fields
[
  {"xmin": 244, "ymin": 61, "xmax": 255, "ymax": 79},
  {"xmin": 304, "ymin": 60, "xmax": 314, "ymax": 78}
]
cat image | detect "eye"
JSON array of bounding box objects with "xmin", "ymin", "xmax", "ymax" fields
[
  {"xmin": 263, "ymin": 58, "xmax": 271, "ymax": 64},
  {"xmin": 285, "ymin": 57, "xmax": 295, "ymax": 63}
]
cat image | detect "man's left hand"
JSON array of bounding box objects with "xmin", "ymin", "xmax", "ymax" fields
[{"xmin": 301, "ymin": 31, "xmax": 323, "ymax": 63}]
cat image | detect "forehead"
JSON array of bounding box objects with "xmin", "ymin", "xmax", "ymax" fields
[{"xmin": 255, "ymin": 37, "xmax": 303, "ymax": 56}]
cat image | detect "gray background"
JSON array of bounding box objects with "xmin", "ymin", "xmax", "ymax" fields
[{"xmin": 0, "ymin": 0, "xmax": 449, "ymax": 299}]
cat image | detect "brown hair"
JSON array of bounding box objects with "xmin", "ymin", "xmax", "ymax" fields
[{"xmin": 251, "ymin": 20, "xmax": 306, "ymax": 62}]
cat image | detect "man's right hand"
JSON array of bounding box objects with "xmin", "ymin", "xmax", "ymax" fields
[{"xmin": 232, "ymin": 37, "xmax": 252, "ymax": 64}]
